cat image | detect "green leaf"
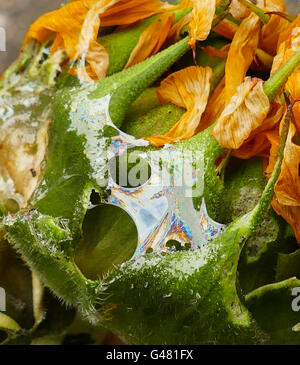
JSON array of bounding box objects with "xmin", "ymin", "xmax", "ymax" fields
[
  {"xmin": 276, "ymin": 249, "xmax": 300, "ymax": 282},
  {"xmin": 245, "ymin": 277, "xmax": 300, "ymax": 344},
  {"xmin": 75, "ymin": 204, "xmax": 138, "ymax": 280}
]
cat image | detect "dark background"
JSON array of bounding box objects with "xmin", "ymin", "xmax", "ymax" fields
[{"xmin": 0, "ymin": 0, "xmax": 299, "ymax": 73}]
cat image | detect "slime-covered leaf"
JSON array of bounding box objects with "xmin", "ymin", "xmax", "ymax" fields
[{"xmin": 96, "ymin": 208, "xmax": 267, "ymax": 345}]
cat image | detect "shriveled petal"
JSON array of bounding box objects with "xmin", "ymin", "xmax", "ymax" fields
[
  {"xmin": 166, "ymin": 12, "xmax": 192, "ymax": 44},
  {"xmin": 271, "ymin": 123, "xmax": 300, "ymax": 243},
  {"xmin": 214, "ymin": 19, "xmax": 238, "ymax": 40},
  {"xmin": 146, "ymin": 66, "xmax": 212, "ymax": 147},
  {"xmin": 73, "ymin": 41, "xmax": 109, "ymax": 81},
  {"xmin": 275, "ymin": 123, "xmax": 300, "ymax": 206},
  {"xmin": 24, "ymin": 1, "xmax": 88, "ymax": 58},
  {"xmin": 99, "ymin": 0, "xmax": 164, "ymax": 26},
  {"xmin": 75, "ymin": 0, "xmax": 118, "ymax": 57},
  {"xmin": 225, "ymin": 13, "xmax": 261, "ymax": 103},
  {"xmin": 233, "ymin": 101, "xmax": 284, "ymax": 159},
  {"xmin": 197, "ymin": 77, "xmax": 226, "ymax": 133},
  {"xmin": 260, "ymin": 15, "xmax": 289, "ymax": 56},
  {"xmin": 271, "ymin": 14, "xmax": 300, "ymax": 75},
  {"xmin": 201, "ymin": 44, "xmax": 230, "ymax": 59},
  {"xmin": 212, "ymin": 77, "xmax": 270, "ymax": 149},
  {"xmin": 263, "ymin": 0, "xmax": 287, "ymax": 12},
  {"xmin": 74, "ymin": 0, "xmax": 119, "ymax": 81},
  {"xmin": 270, "ymin": 15, "xmax": 300, "ymax": 130},
  {"xmin": 188, "ymin": 0, "xmax": 216, "ymax": 50},
  {"xmin": 24, "ymin": 0, "xmax": 166, "ymax": 81},
  {"xmin": 263, "ymin": 128, "xmax": 280, "ymax": 177},
  {"xmin": 229, "ymin": 0, "xmax": 250, "ymax": 21},
  {"xmin": 233, "ymin": 128, "xmax": 279, "ymax": 160},
  {"xmin": 125, "ymin": 13, "xmax": 175, "ymax": 68},
  {"xmin": 272, "ymin": 200, "xmax": 300, "ymax": 243}
]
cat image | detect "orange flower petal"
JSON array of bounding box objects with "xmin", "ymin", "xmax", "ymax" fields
[
  {"xmin": 232, "ymin": 128, "xmax": 278, "ymax": 160},
  {"xmin": 233, "ymin": 99, "xmax": 284, "ymax": 160},
  {"xmin": 166, "ymin": 12, "xmax": 192, "ymax": 44},
  {"xmin": 146, "ymin": 66, "xmax": 212, "ymax": 147},
  {"xmin": 271, "ymin": 14, "xmax": 300, "ymax": 75},
  {"xmin": 125, "ymin": 13, "xmax": 175, "ymax": 69},
  {"xmin": 260, "ymin": 15, "xmax": 289, "ymax": 56},
  {"xmin": 225, "ymin": 13, "xmax": 261, "ymax": 103},
  {"xmin": 212, "ymin": 77, "xmax": 270, "ymax": 149},
  {"xmin": 263, "ymin": 0, "xmax": 287, "ymax": 12},
  {"xmin": 24, "ymin": 1, "xmax": 88, "ymax": 58},
  {"xmin": 274, "ymin": 123, "xmax": 300, "ymax": 206},
  {"xmin": 214, "ymin": 19, "xmax": 238, "ymax": 40},
  {"xmin": 271, "ymin": 122, "xmax": 300, "ymax": 243},
  {"xmin": 265, "ymin": 126, "xmax": 280, "ymax": 175},
  {"xmin": 100, "ymin": 0, "xmax": 164, "ymax": 26},
  {"xmin": 24, "ymin": 0, "xmax": 166, "ymax": 81},
  {"xmin": 188, "ymin": 0, "xmax": 216, "ymax": 50},
  {"xmin": 270, "ymin": 15, "xmax": 300, "ymax": 130},
  {"xmin": 84, "ymin": 41, "xmax": 109, "ymax": 81},
  {"xmin": 229, "ymin": 0, "xmax": 250, "ymax": 21},
  {"xmin": 197, "ymin": 77, "xmax": 226, "ymax": 133},
  {"xmin": 201, "ymin": 44, "xmax": 230, "ymax": 59},
  {"xmin": 272, "ymin": 200, "xmax": 300, "ymax": 243},
  {"xmin": 73, "ymin": 0, "xmax": 119, "ymax": 81}
]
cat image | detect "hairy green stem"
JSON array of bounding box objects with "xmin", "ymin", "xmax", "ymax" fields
[
  {"xmin": 264, "ymin": 49, "xmax": 300, "ymax": 101},
  {"xmin": 252, "ymin": 98, "xmax": 293, "ymax": 228}
]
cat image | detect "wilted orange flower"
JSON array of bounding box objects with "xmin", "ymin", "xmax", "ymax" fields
[
  {"xmin": 258, "ymin": 0, "xmax": 289, "ymax": 55},
  {"xmin": 233, "ymin": 102, "xmax": 284, "ymax": 159},
  {"xmin": 166, "ymin": 11, "xmax": 193, "ymax": 44},
  {"xmin": 125, "ymin": 13, "xmax": 175, "ymax": 68},
  {"xmin": 214, "ymin": 19, "xmax": 239, "ymax": 40},
  {"xmin": 212, "ymin": 77, "xmax": 270, "ymax": 149},
  {"xmin": 187, "ymin": 0, "xmax": 217, "ymax": 50},
  {"xmin": 225, "ymin": 12, "xmax": 261, "ymax": 103},
  {"xmin": 229, "ymin": 0, "xmax": 250, "ymax": 20},
  {"xmin": 99, "ymin": 0, "xmax": 165, "ymax": 26},
  {"xmin": 263, "ymin": 0, "xmax": 287, "ymax": 12},
  {"xmin": 260, "ymin": 15, "xmax": 290, "ymax": 56},
  {"xmin": 262, "ymin": 15, "xmax": 300, "ymax": 243},
  {"xmin": 197, "ymin": 77, "xmax": 226, "ymax": 133},
  {"xmin": 24, "ymin": 0, "xmax": 165, "ymax": 81},
  {"xmin": 271, "ymin": 122, "xmax": 300, "ymax": 243},
  {"xmin": 201, "ymin": 44, "xmax": 230, "ymax": 59},
  {"xmin": 75, "ymin": 0, "xmax": 120, "ymax": 81},
  {"xmin": 146, "ymin": 66, "xmax": 212, "ymax": 147},
  {"xmin": 233, "ymin": 128, "xmax": 279, "ymax": 160}
]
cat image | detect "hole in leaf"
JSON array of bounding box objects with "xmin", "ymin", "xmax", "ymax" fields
[
  {"xmin": 166, "ymin": 240, "xmax": 192, "ymax": 252},
  {"xmin": 109, "ymin": 152, "xmax": 151, "ymax": 188},
  {"xmin": 75, "ymin": 204, "xmax": 138, "ymax": 280},
  {"xmin": 90, "ymin": 189, "xmax": 101, "ymax": 206}
]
